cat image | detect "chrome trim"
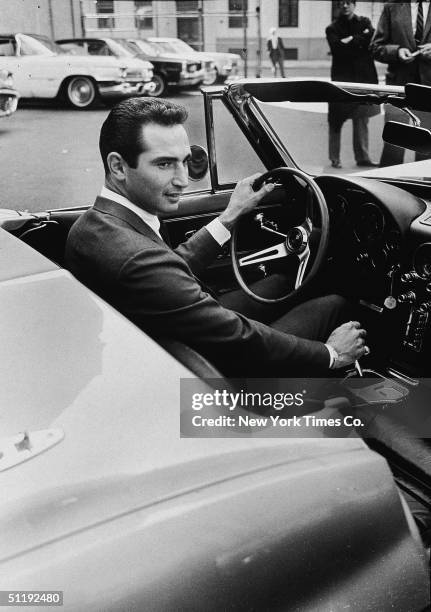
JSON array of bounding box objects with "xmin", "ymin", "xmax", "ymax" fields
[
  {"xmin": 386, "ymin": 368, "xmax": 419, "ymax": 387},
  {"xmin": 247, "ymin": 97, "xmax": 295, "ymax": 167},
  {"xmin": 359, "ymin": 300, "xmax": 384, "ymax": 313}
]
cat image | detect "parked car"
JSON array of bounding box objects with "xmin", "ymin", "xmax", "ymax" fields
[
  {"xmin": 1, "ymin": 78, "xmax": 431, "ymax": 609},
  {"xmin": 56, "ymin": 37, "xmax": 156, "ymax": 98},
  {"xmin": 124, "ymin": 38, "xmax": 205, "ymax": 97},
  {"xmin": 145, "ymin": 37, "xmax": 227, "ymax": 85},
  {"xmin": 0, "ymin": 68, "xmax": 18, "ymax": 117},
  {"xmin": 0, "ymin": 33, "xmax": 154, "ymax": 109},
  {"xmin": 57, "ymin": 36, "xmax": 204, "ymax": 98}
]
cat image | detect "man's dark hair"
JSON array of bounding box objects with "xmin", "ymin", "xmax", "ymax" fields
[{"xmin": 99, "ymin": 97, "xmax": 188, "ymax": 174}]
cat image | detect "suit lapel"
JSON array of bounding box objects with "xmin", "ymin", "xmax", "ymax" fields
[
  {"xmin": 423, "ymin": 1, "xmax": 431, "ymax": 41},
  {"xmin": 400, "ymin": 2, "xmax": 416, "ymax": 49},
  {"xmin": 93, "ymin": 196, "xmax": 164, "ymax": 244}
]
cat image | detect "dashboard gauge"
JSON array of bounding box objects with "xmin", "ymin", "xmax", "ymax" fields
[
  {"xmin": 413, "ymin": 242, "xmax": 431, "ymax": 278},
  {"xmin": 355, "ymin": 202, "xmax": 385, "ymax": 242}
]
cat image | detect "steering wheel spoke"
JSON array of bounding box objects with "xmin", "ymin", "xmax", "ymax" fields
[
  {"xmin": 294, "ymin": 245, "xmax": 311, "ymax": 289},
  {"xmin": 231, "ymin": 167, "xmax": 329, "ymax": 304},
  {"xmin": 239, "ymin": 241, "xmax": 289, "ymax": 267}
]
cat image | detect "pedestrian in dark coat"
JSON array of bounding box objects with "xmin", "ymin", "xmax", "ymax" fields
[
  {"xmin": 326, "ymin": 0, "xmax": 379, "ymax": 168},
  {"xmin": 267, "ymin": 27, "xmax": 285, "ymax": 78}
]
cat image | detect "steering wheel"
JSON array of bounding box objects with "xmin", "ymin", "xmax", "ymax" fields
[{"xmin": 230, "ymin": 167, "xmax": 330, "ymax": 305}]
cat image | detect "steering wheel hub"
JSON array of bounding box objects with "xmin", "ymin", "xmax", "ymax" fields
[{"xmin": 286, "ymin": 226, "xmax": 308, "ymax": 254}]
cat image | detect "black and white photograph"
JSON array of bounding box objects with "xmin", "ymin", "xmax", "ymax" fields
[{"xmin": 1, "ymin": 1, "xmax": 431, "ymax": 610}]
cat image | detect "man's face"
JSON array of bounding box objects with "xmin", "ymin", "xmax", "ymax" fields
[
  {"xmin": 123, "ymin": 122, "xmax": 191, "ymax": 215},
  {"xmin": 340, "ymin": 0, "xmax": 355, "ymax": 18}
]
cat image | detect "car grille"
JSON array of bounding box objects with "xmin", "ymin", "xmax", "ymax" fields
[
  {"xmin": 187, "ymin": 62, "xmax": 201, "ymax": 72},
  {"xmin": 126, "ymin": 69, "xmax": 144, "ymax": 78}
]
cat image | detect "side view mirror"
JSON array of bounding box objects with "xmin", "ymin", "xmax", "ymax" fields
[
  {"xmin": 382, "ymin": 121, "xmax": 431, "ymax": 155},
  {"xmin": 188, "ymin": 145, "xmax": 209, "ymax": 181}
]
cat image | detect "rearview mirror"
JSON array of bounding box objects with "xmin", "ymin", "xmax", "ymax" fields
[
  {"xmin": 405, "ymin": 83, "xmax": 431, "ymax": 112},
  {"xmin": 383, "ymin": 121, "xmax": 431, "ymax": 155},
  {"xmin": 188, "ymin": 145, "xmax": 209, "ymax": 181}
]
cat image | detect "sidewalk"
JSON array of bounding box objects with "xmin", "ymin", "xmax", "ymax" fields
[{"xmin": 237, "ymin": 58, "xmax": 387, "ymax": 80}]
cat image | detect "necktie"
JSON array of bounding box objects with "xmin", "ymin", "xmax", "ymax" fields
[{"xmin": 415, "ymin": 0, "xmax": 424, "ymax": 46}]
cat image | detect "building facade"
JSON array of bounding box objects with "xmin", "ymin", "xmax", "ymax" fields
[
  {"xmin": 0, "ymin": 0, "xmax": 82, "ymax": 39},
  {"xmin": 0, "ymin": 0, "xmax": 386, "ymax": 62},
  {"xmin": 80, "ymin": 0, "xmax": 385, "ymax": 61}
]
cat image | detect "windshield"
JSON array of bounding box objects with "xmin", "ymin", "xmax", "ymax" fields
[
  {"xmin": 18, "ymin": 33, "xmax": 65, "ymax": 56},
  {"xmin": 152, "ymin": 39, "xmax": 195, "ymax": 55},
  {"xmin": 133, "ymin": 39, "xmax": 160, "ymax": 55},
  {"xmin": 106, "ymin": 39, "xmax": 135, "ymax": 58},
  {"xmin": 254, "ymin": 85, "xmax": 431, "ymax": 179}
]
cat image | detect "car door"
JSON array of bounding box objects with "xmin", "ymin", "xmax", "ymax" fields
[{"xmin": 0, "ymin": 36, "xmax": 31, "ymax": 96}]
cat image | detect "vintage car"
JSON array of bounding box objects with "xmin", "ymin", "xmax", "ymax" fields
[
  {"xmin": 0, "ymin": 33, "xmax": 154, "ymax": 109},
  {"xmin": 0, "ymin": 68, "xmax": 18, "ymax": 117},
  {"xmin": 124, "ymin": 38, "xmax": 206, "ymax": 97},
  {"xmin": 56, "ymin": 36, "xmax": 204, "ymax": 99},
  {"xmin": 145, "ymin": 36, "xmax": 230, "ymax": 85},
  {"xmin": 1, "ymin": 78, "xmax": 431, "ymax": 610}
]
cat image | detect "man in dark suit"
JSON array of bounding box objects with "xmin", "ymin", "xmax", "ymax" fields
[
  {"xmin": 65, "ymin": 98, "xmax": 367, "ymax": 377},
  {"xmin": 267, "ymin": 27, "xmax": 285, "ymax": 78},
  {"xmin": 326, "ymin": 0, "xmax": 379, "ymax": 168},
  {"xmin": 371, "ymin": 0, "xmax": 431, "ymax": 166}
]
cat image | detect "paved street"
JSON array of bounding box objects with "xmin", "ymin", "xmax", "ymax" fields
[{"xmin": 0, "ymin": 63, "xmax": 397, "ymax": 213}]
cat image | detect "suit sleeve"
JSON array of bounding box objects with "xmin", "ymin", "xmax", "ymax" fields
[
  {"xmin": 173, "ymin": 225, "xmax": 224, "ymax": 276},
  {"xmin": 117, "ymin": 243, "xmax": 330, "ymax": 376},
  {"xmin": 370, "ymin": 4, "xmax": 401, "ymax": 63},
  {"xmin": 350, "ymin": 18, "xmax": 375, "ymax": 50}
]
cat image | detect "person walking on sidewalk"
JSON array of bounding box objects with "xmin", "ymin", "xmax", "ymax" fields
[
  {"xmin": 326, "ymin": 0, "xmax": 379, "ymax": 169},
  {"xmin": 267, "ymin": 27, "xmax": 285, "ymax": 78}
]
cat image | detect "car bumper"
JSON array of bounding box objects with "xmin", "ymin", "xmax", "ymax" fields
[
  {"xmin": 0, "ymin": 89, "xmax": 19, "ymax": 117},
  {"xmin": 171, "ymin": 72, "xmax": 205, "ymax": 88},
  {"xmin": 98, "ymin": 80, "xmax": 156, "ymax": 99}
]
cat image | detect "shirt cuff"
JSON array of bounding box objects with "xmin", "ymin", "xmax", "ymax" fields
[
  {"xmin": 325, "ymin": 344, "xmax": 339, "ymax": 369},
  {"xmin": 205, "ymin": 218, "xmax": 231, "ymax": 246}
]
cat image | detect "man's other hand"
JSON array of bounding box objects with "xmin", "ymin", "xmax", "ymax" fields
[
  {"xmin": 218, "ymin": 173, "xmax": 275, "ymax": 231},
  {"xmin": 398, "ymin": 47, "xmax": 415, "ymax": 63},
  {"xmin": 326, "ymin": 321, "xmax": 368, "ymax": 368},
  {"xmin": 419, "ymin": 43, "xmax": 431, "ymax": 59}
]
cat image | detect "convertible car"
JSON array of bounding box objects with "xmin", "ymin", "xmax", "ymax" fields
[{"xmin": 1, "ymin": 78, "xmax": 431, "ymax": 610}]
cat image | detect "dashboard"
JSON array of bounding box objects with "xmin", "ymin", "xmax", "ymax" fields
[{"xmin": 315, "ymin": 174, "xmax": 431, "ymax": 378}]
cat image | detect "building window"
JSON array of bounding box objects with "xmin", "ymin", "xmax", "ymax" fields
[
  {"xmin": 176, "ymin": 0, "xmax": 199, "ymax": 10},
  {"xmin": 96, "ymin": 0, "xmax": 115, "ymax": 29},
  {"xmin": 135, "ymin": 1, "xmax": 153, "ymax": 30},
  {"xmin": 279, "ymin": 0, "xmax": 298, "ymax": 28},
  {"xmin": 229, "ymin": 0, "xmax": 248, "ymax": 29}
]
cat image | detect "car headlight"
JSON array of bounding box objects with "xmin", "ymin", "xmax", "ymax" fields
[
  {"xmin": 0, "ymin": 69, "xmax": 14, "ymax": 88},
  {"xmin": 141, "ymin": 67, "xmax": 153, "ymax": 80}
]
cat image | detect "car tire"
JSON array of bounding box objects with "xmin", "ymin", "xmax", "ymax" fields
[
  {"xmin": 65, "ymin": 76, "xmax": 97, "ymax": 109},
  {"xmin": 149, "ymin": 73, "xmax": 167, "ymax": 97},
  {"xmin": 203, "ymin": 68, "xmax": 218, "ymax": 86}
]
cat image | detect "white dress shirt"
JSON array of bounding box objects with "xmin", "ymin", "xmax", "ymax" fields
[
  {"xmin": 412, "ymin": 0, "xmax": 430, "ymax": 33},
  {"xmin": 100, "ymin": 186, "xmax": 231, "ymax": 246}
]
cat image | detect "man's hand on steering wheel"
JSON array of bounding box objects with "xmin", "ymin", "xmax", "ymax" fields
[{"xmin": 218, "ymin": 173, "xmax": 275, "ymax": 231}]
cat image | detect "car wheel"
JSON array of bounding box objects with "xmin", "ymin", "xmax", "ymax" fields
[
  {"xmin": 65, "ymin": 76, "xmax": 97, "ymax": 109},
  {"xmin": 149, "ymin": 74, "xmax": 166, "ymax": 97},
  {"xmin": 203, "ymin": 68, "xmax": 218, "ymax": 86}
]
